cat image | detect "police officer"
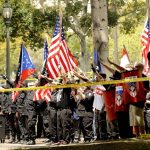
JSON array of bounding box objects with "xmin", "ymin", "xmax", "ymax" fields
[
  {"xmin": 56, "ymin": 76, "xmax": 72, "ymax": 145},
  {"xmin": 46, "ymin": 89, "xmax": 58, "ymax": 144},
  {"xmin": 35, "ymin": 74, "xmax": 53, "ymax": 142},
  {"xmin": 1, "ymin": 78, "xmax": 21, "ymax": 143},
  {"xmin": 73, "ymin": 86, "xmax": 94, "ymax": 143},
  {"xmin": 1, "ymin": 84, "xmax": 12, "ymax": 140},
  {"xmin": 25, "ymin": 82, "xmax": 37, "ymax": 145},
  {"xmin": 16, "ymin": 81, "xmax": 28, "ymax": 144}
]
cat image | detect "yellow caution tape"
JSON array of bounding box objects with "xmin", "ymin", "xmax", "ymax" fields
[
  {"xmin": 0, "ymin": 80, "xmax": 6, "ymax": 82},
  {"xmin": 0, "ymin": 76, "xmax": 149, "ymax": 92},
  {"xmin": 140, "ymin": 134, "xmax": 150, "ymax": 139}
]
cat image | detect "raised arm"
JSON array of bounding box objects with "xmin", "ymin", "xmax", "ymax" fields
[
  {"xmin": 73, "ymin": 70, "xmax": 90, "ymax": 82},
  {"xmin": 100, "ymin": 61, "xmax": 116, "ymax": 74},
  {"xmin": 38, "ymin": 74, "xmax": 53, "ymax": 83},
  {"xmin": 2, "ymin": 75, "xmax": 14, "ymax": 88},
  {"xmin": 91, "ymin": 64, "xmax": 104, "ymax": 81},
  {"xmin": 107, "ymin": 58, "xmax": 126, "ymax": 72}
]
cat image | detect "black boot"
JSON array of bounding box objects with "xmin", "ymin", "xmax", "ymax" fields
[
  {"xmin": 26, "ymin": 139, "xmax": 36, "ymax": 145},
  {"xmin": 9, "ymin": 136, "xmax": 16, "ymax": 144}
]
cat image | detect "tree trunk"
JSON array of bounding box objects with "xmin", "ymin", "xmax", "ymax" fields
[
  {"xmin": 91, "ymin": 0, "xmax": 108, "ymax": 72},
  {"xmin": 113, "ymin": 26, "xmax": 119, "ymax": 64},
  {"xmin": 79, "ymin": 35, "xmax": 90, "ymax": 72}
]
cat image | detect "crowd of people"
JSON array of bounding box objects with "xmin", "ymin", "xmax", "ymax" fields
[{"xmin": 0, "ymin": 58, "xmax": 150, "ymax": 145}]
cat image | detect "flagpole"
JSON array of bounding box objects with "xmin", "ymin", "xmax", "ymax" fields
[
  {"xmin": 123, "ymin": 44, "xmax": 130, "ymax": 63},
  {"xmin": 58, "ymin": 6, "xmax": 63, "ymax": 77}
]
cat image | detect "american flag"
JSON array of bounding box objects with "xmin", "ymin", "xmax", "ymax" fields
[
  {"xmin": 33, "ymin": 41, "xmax": 52, "ymax": 103},
  {"xmin": 141, "ymin": 18, "xmax": 150, "ymax": 75},
  {"xmin": 12, "ymin": 44, "xmax": 35, "ymax": 101},
  {"xmin": 33, "ymin": 87, "xmax": 52, "ymax": 103},
  {"xmin": 46, "ymin": 16, "xmax": 78, "ymax": 79}
]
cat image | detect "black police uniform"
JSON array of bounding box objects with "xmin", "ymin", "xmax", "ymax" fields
[
  {"xmin": 56, "ymin": 87, "xmax": 72, "ymax": 144},
  {"xmin": 76, "ymin": 88, "xmax": 94, "ymax": 143},
  {"xmin": 1, "ymin": 82, "xmax": 21, "ymax": 143},
  {"xmin": 45, "ymin": 89, "xmax": 58, "ymax": 144},
  {"xmin": 16, "ymin": 90, "xmax": 28, "ymax": 142},
  {"xmin": 35, "ymin": 99, "xmax": 50, "ymax": 140},
  {"xmin": 25, "ymin": 90, "xmax": 37, "ymax": 144}
]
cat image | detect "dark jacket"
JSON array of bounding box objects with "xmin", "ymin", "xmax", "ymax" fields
[
  {"xmin": 56, "ymin": 88, "xmax": 72, "ymax": 109},
  {"xmin": 76, "ymin": 90, "xmax": 94, "ymax": 117},
  {"xmin": 1, "ymin": 91, "xmax": 17, "ymax": 114},
  {"xmin": 25, "ymin": 91, "xmax": 36, "ymax": 115},
  {"xmin": 16, "ymin": 91, "xmax": 28, "ymax": 115}
]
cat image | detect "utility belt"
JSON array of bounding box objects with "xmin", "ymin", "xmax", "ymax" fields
[
  {"xmin": 57, "ymin": 107, "xmax": 70, "ymax": 111},
  {"xmin": 49, "ymin": 102, "xmax": 57, "ymax": 108}
]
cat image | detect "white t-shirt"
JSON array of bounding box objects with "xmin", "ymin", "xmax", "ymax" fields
[{"xmin": 93, "ymin": 85, "xmax": 106, "ymax": 111}]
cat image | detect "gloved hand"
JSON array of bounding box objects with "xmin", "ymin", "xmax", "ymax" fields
[
  {"xmin": 35, "ymin": 103, "xmax": 40, "ymax": 110},
  {"xmin": 91, "ymin": 64, "xmax": 96, "ymax": 73},
  {"xmin": 2, "ymin": 75, "xmax": 7, "ymax": 80}
]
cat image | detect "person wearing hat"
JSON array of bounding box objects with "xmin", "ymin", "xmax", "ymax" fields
[
  {"xmin": 15, "ymin": 81, "xmax": 28, "ymax": 144},
  {"xmin": 55, "ymin": 74, "xmax": 73, "ymax": 145},
  {"xmin": 37, "ymin": 74, "xmax": 58, "ymax": 145},
  {"xmin": 72, "ymin": 85, "xmax": 94, "ymax": 143},
  {"xmin": 72, "ymin": 69, "xmax": 94, "ymax": 143},
  {"xmin": 25, "ymin": 82, "xmax": 37, "ymax": 145},
  {"xmin": 1, "ymin": 76, "xmax": 21, "ymax": 143},
  {"xmin": 34, "ymin": 74, "xmax": 55, "ymax": 144}
]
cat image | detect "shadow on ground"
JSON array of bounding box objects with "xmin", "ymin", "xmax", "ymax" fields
[{"xmin": 13, "ymin": 139, "xmax": 150, "ymax": 150}]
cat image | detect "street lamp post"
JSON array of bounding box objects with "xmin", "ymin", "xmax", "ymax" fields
[{"xmin": 3, "ymin": 0, "xmax": 12, "ymax": 80}]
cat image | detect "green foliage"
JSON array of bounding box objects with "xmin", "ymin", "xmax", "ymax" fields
[
  {"xmin": 108, "ymin": 0, "xmax": 145, "ymax": 34},
  {"xmin": 109, "ymin": 23, "xmax": 144, "ymax": 65},
  {"xmin": 0, "ymin": 0, "xmax": 59, "ymax": 49},
  {"xmin": 108, "ymin": 10, "xmax": 119, "ymax": 27},
  {"xmin": 80, "ymin": 14, "xmax": 91, "ymax": 28},
  {"xmin": 0, "ymin": 0, "xmax": 147, "ymax": 74},
  {"xmin": 120, "ymin": 18, "xmax": 137, "ymax": 34},
  {"xmin": 65, "ymin": 1, "xmax": 83, "ymax": 16}
]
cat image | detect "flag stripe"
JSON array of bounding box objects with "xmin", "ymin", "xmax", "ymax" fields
[
  {"xmin": 46, "ymin": 16, "xmax": 78, "ymax": 79},
  {"xmin": 141, "ymin": 18, "xmax": 150, "ymax": 75},
  {"xmin": 33, "ymin": 89, "xmax": 52, "ymax": 102}
]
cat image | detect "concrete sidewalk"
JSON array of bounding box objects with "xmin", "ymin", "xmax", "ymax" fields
[{"xmin": 1, "ymin": 138, "xmax": 150, "ymax": 150}]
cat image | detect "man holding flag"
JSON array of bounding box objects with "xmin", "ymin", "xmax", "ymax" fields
[
  {"xmin": 12, "ymin": 43, "xmax": 36, "ymax": 101},
  {"xmin": 13, "ymin": 44, "xmax": 36, "ymax": 145},
  {"xmin": 1, "ymin": 43, "xmax": 36, "ymax": 144},
  {"xmin": 45, "ymin": 15, "xmax": 78, "ymax": 145},
  {"xmin": 46, "ymin": 16, "xmax": 78, "ymax": 79}
]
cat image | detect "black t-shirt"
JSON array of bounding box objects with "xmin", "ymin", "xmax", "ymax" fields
[{"xmin": 56, "ymin": 88, "xmax": 71, "ymax": 109}]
